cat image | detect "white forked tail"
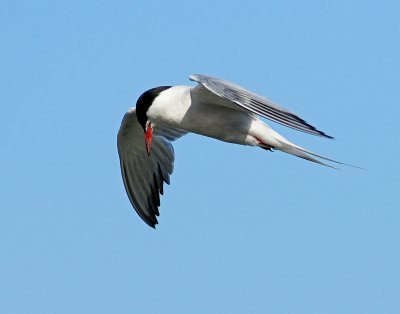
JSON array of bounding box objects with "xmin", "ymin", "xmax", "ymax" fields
[
  {"xmin": 272, "ymin": 135, "xmax": 358, "ymax": 169},
  {"xmin": 251, "ymin": 121, "xmax": 359, "ymax": 169},
  {"xmin": 262, "ymin": 124, "xmax": 362, "ymax": 170},
  {"xmin": 275, "ymin": 141, "xmax": 339, "ymax": 169}
]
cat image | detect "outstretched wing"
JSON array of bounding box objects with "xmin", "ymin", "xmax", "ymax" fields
[
  {"xmin": 117, "ymin": 108, "xmax": 185, "ymax": 228},
  {"xmin": 189, "ymin": 74, "xmax": 333, "ymax": 139}
]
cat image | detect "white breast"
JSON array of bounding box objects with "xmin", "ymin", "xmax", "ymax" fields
[{"xmin": 146, "ymin": 86, "xmax": 192, "ymax": 126}]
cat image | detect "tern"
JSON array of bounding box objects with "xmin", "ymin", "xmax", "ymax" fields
[{"xmin": 118, "ymin": 74, "xmax": 344, "ymax": 228}]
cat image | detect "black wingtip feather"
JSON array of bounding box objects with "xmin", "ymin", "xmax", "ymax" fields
[{"xmin": 121, "ymin": 162, "xmax": 158, "ymax": 228}]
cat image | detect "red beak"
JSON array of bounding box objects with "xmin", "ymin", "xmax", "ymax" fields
[{"xmin": 144, "ymin": 123, "xmax": 153, "ymax": 156}]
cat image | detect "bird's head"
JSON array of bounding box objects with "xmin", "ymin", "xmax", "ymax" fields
[{"xmin": 136, "ymin": 86, "xmax": 172, "ymax": 156}]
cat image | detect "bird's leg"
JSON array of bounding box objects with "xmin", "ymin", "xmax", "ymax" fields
[{"xmin": 255, "ymin": 136, "xmax": 274, "ymax": 151}]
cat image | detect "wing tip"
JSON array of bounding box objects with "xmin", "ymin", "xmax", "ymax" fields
[
  {"xmin": 148, "ymin": 222, "xmax": 157, "ymax": 229},
  {"xmin": 141, "ymin": 215, "xmax": 158, "ymax": 229},
  {"xmin": 319, "ymin": 132, "xmax": 334, "ymax": 140}
]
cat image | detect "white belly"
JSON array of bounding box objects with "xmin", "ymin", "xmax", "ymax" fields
[{"xmin": 147, "ymin": 85, "xmax": 280, "ymax": 147}]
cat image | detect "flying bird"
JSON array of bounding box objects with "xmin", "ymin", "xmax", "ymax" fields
[{"xmin": 118, "ymin": 74, "xmax": 344, "ymax": 228}]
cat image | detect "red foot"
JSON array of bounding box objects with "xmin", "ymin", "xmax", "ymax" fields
[{"xmin": 255, "ymin": 137, "xmax": 274, "ymax": 151}]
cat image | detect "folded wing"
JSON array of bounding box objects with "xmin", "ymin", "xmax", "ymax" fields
[{"xmin": 189, "ymin": 74, "xmax": 333, "ymax": 139}]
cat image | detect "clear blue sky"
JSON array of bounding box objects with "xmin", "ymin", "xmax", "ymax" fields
[{"xmin": 1, "ymin": 1, "xmax": 399, "ymax": 313}]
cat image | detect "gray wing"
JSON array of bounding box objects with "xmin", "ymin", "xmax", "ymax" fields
[
  {"xmin": 189, "ymin": 74, "xmax": 333, "ymax": 139},
  {"xmin": 117, "ymin": 108, "xmax": 186, "ymax": 228}
]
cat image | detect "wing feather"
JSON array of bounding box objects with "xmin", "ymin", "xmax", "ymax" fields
[
  {"xmin": 117, "ymin": 108, "xmax": 182, "ymax": 228},
  {"xmin": 189, "ymin": 74, "xmax": 333, "ymax": 139}
]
